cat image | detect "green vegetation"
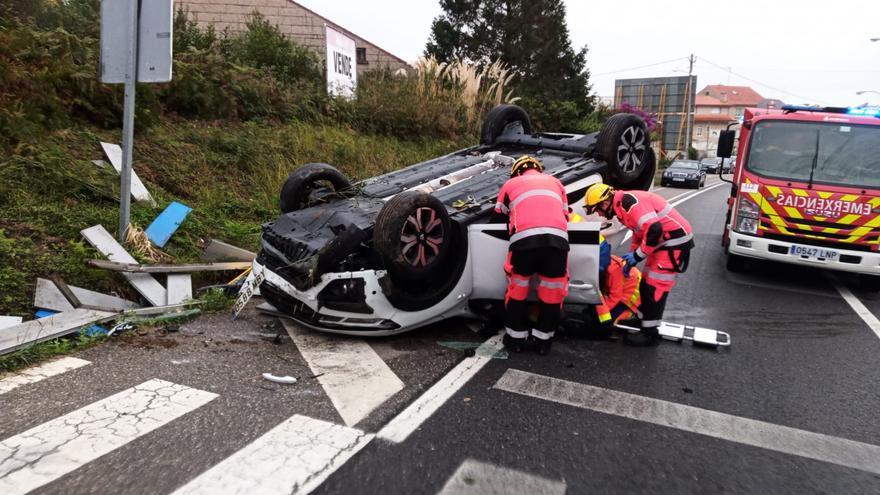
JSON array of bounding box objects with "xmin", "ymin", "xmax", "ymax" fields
[
  {"xmin": 0, "ymin": 333, "xmax": 107, "ymax": 373},
  {"xmin": 0, "ymin": 2, "xmax": 469, "ymax": 319}
]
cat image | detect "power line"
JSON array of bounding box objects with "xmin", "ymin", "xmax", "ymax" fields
[
  {"xmin": 592, "ymin": 57, "xmax": 689, "ymax": 77},
  {"xmin": 697, "ymin": 56, "xmax": 825, "ymax": 104}
]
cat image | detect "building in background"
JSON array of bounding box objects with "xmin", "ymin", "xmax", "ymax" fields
[
  {"xmin": 614, "ymin": 75, "xmax": 697, "ymax": 159},
  {"xmin": 692, "ymin": 85, "xmax": 769, "ymax": 157},
  {"xmin": 176, "ymin": 0, "xmax": 410, "ymax": 72}
]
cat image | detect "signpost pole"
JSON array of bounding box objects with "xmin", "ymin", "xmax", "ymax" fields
[{"xmin": 119, "ymin": 0, "xmax": 140, "ymax": 242}]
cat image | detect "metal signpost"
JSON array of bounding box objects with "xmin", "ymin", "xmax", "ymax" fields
[{"xmin": 100, "ymin": 0, "xmax": 173, "ymax": 241}]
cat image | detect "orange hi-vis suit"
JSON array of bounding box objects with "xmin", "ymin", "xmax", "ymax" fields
[
  {"xmin": 494, "ymin": 168, "xmax": 569, "ymax": 343},
  {"xmin": 612, "ymin": 190, "xmax": 693, "ymax": 328},
  {"xmin": 595, "ymin": 255, "xmax": 642, "ymax": 324}
]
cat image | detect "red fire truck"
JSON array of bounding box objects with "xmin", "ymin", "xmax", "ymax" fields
[{"xmin": 718, "ymin": 105, "xmax": 880, "ymax": 287}]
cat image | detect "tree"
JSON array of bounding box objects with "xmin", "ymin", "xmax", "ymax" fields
[{"xmin": 426, "ymin": 0, "xmax": 594, "ymax": 131}]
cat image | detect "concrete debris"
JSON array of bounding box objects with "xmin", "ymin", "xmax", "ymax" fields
[
  {"xmin": 99, "ymin": 141, "xmax": 156, "ymax": 206},
  {"xmin": 81, "ymin": 224, "xmax": 167, "ymax": 306},
  {"xmin": 34, "ymin": 278, "xmax": 139, "ymax": 313}
]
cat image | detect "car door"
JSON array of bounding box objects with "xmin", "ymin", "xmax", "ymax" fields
[{"xmin": 468, "ymin": 222, "xmax": 601, "ymax": 304}]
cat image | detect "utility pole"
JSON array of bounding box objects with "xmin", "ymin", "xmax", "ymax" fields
[
  {"xmin": 684, "ymin": 54, "xmax": 695, "ymax": 157},
  {"xmin": 119, "ymin": 0, "xmax": 140, "ymax": 242}
]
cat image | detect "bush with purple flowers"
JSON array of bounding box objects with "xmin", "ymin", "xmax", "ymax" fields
[{"xmin": 618, "ymin": 101, "xmax": 658, "ymax": 132}]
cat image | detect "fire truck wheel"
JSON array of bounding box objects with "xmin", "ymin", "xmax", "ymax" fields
[
  {"xmin": 725, "ymin": 250, "xmax": 746, "ymax": 272},
  {"xmin": 859, "ymin": 274, "xmax": 880, "ymax": 292},
  {"xmin": 480, "ymin": 104, "xmax": 533, "ymax": 145},
  {"xmin": 280, "ymin": 163, "xmax": 351, "ymax": 214},
  {"xmin": 597, "ymin": 113, "xmax": 651, "ymax": 186}
]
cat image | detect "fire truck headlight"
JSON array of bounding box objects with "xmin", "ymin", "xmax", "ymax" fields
[{"xmin": 736, "ymin": 197, "xmax": 760, "ymax": 234}]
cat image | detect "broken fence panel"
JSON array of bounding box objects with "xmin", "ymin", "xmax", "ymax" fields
[
  {"xmin": 81, "ymin": 225, "xmax": 167, "ymax": 306},
  {"xmin": 0, "ymin": 309, "xmax": 117, "ymax": 356},
  {"xmin": 88, "ymin": 259, "xmax": 252, "ymax": 273},
  {"xmin": 35, "ymin": 310, "xmax": 107, "ymax": 337},
  {"xmin": 145, "ymin": 201, "xmax": 192, "ymax": 248},
  {"xmin": 201, "ymin": 239, "xmax": 256, "ymax": 262},
  {"xmin": 34, "ymin": 278, "xmax": 140, "ymax": 313},
  {"xmin": 166, "ymin": 274, "xmax": 193, "ymax": 305},
  {"xmin": 99, "ymin": 141, "xmax": 156, "ymax": 206},
  {"xmin": 0, "ymin": 316, "xmax": 23, "ymax": 330}
]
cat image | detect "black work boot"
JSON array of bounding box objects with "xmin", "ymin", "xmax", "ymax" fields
[
  {"xmin": 503, "ymin": 333, "xmax": 526, "ymax": 353},
  {"xmin": 535, "ymin": 339, "xmax": 552, "ymax": 355},
  {"xmin": 624, "ymin": 326, "xmax": 660, "ymax": 347}
]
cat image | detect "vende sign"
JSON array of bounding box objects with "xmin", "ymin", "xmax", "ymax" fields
[{"xmin": 326, "ymin": 26, "xmax": 356, "ymax": 98}]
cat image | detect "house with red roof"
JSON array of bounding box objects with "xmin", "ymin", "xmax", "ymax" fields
[{"xmin": 693, "ymin": 85, "xmax": 765, "ymax": 156}]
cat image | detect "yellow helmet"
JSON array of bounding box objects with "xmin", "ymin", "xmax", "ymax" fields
[
  {"xmin": 510, "ymin": 155, "xmax": 544, "ymax": 177},
  {"xmin": 583, "ymin": 183, "xmax": 614, "ymax": 214}
]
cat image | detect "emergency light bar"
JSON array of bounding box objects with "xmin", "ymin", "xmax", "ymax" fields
[{"xmin": 781, "ymin": 104, "xmax": 880, "ymax": 117}]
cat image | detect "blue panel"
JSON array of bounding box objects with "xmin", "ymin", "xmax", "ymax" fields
[
  {"xmin": 35, "ymin": 310, "xmax": 108, "ymax": 336},
  {"xmin": 145, "ymin": 201, "xmax": 192, "ymax": 248}
]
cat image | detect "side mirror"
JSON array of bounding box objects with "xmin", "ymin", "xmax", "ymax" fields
[{"xmin": 717, "ymin": 130, "xmax": 736, "ymax": 158}]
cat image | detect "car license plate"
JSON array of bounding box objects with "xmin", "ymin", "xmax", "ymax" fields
[
  {"xmin": 673, "ymin": 177, "xmax": 685, "ymax": 182},
  {"xmin": 789, "ymin": 244, "xmax": 839, "ymax": 261},
  {"xmin": 232, "ymin": 265, "xmax": 264, "ymax": 320}
]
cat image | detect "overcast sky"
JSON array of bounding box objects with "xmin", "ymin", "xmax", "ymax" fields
[{"xmin": 297, "ymin": 0, "xmax": 880, "ymax": 107}]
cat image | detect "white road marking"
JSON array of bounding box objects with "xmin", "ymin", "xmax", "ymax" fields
[
  {"xmin": 0, "ymin": 379, "xmax": 216, "ymax": 494},
  {"xmin": 378, "ymin": 335, "xmax": 503, "ymax": 443},
  {"xmin": 282, "ymin": 320, "xmax": 404, "ymax": 427},
  {"xmin": 833, "ymin": 283, "xmax": 880, "ymax": 340},
  {"xmin": 438, "ymin": 458, "xmax": 566, "ymax": 495},
  {"xmin": 495, "ymin": 369, "xmax": 880, "ymax": 476},
  {"xmin": 172, "ymin": 414, "xmax": 372, "ymax": 495},
  {"xmin": 0, "ymin": 357, "xmax": 91, "ymax": 395},
  {"xmin": 622, "ymin": 182, "xmax": 726, "ymax": 244}
]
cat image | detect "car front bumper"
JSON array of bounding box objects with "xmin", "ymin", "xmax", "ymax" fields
[{"xmin": 729, "ymin": 231, "xmax": 880, "ymax": 275}]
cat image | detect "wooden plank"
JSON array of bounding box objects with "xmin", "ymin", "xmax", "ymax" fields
[
  {"xmin": 201, "ymin": 239, "xmax": 255, "ymax": 262},
  {"xmin": 81, "ymin": 225, "xmax": 167, "ymax": 306},
  {"xmin": 166, "ymin": 274, "xmax": 193, "ymax": 304},
  {"xmin": 145, "ymin": 201, "xmax": 192, "ymax": 248},
  {"xmin": 100, "ymin": 141, "xmax": 156, "ymax": 206},
  {"xmin": 88, "ymin": 259, "xmax": 252, "ymax": 273},
  {"xmin": 0, "ymin": 316, "xmax": 23, "ymax": 330},
  {"xmin": 0, "ymin": 309, "xmax": 117, "ymax": 356},
  {"xmin": 34, "ymin": 278, "xmax": 140, "ymax": 313}
]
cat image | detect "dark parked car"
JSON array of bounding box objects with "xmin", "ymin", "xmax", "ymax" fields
[
  {"xmin": 700, "ymin": 157, "xmax": 722, "ymax": 173},
  {"xmin": 661, "ymin": 160, "xmax": 706, "ymax": 188},
  {"xmin": 252, "ymin": 105, "xmax": 657, "ymax": 335}
]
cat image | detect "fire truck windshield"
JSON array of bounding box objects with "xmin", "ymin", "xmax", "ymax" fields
[{"xmin": 745, "ymin": 120, "xmax": 880, "ymax": 188}]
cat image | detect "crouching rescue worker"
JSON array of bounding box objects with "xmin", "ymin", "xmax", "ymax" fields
[
  {"xmin": 593, "ymin": 250, "xmax": 642, "ymax": 339},
  {"xmin": 494, "ymin": 155, "xmax": 569, "ymax": 355},
  {"xmin": 583, "ymin": 184, "xmax": 693, "ymax": 346}
]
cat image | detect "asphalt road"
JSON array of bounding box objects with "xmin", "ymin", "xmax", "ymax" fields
[{"xmin": 3, "ymin": 176, "xmax": 880, "ymax": 494}]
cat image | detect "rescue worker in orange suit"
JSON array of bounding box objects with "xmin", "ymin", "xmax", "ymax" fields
[
  {"xmin": 593, "ymin": 250, "xmax": 643, "ymax": 339},
  {"xmin": 493, "ymin": 155, "xmax": 569, "ymax": 355},
  {"xmin": 583, "ymin": 183, "xmax": 694, "ymax": 346}
]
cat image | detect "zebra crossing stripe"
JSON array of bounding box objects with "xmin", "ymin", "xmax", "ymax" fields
[
  {"xmin": 0, "ymin": 379, "xmax": 216, "ymax": 494},
  {"xmin": 0, "ymin": 357, "xmax": 91, "ymax": 395},
  {"xmin": 438, "ymin": 458, "xmax": 566, "ymax": 495},
  {"xmin": 172, "ymin": 414, "xmax": 373, "ymax": 495}
]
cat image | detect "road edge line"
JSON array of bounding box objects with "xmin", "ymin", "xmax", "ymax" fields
[{"xmin": 833, "ymin": 282, "xmax": 880, "ymax": 340}]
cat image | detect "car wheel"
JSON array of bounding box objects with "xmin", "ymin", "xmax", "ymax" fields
[
  {"xmin": 280, "ymin": 163, "xmax": 351, "ymax": 214},
  {"xmin": 596, "ymin": 113, "xmax": 651, "ymax": 186},
  {"xmin": 480, "ymin": 104, "xmax": 533, "ymax": 145},
  {"xmin": 628, "ymin": 147, "xmax": 657, "ymax": 191},
  {"xmin": 375, "ymin": 191, "xmax": 452, "ymax": 282}
]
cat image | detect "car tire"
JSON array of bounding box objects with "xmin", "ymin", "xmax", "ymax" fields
[
  {"xmin": 375, "ymin": 191, "xmax": 452, "ymax": 282},
  {"xmin": 280, "ymin": 163, "xmax": 351, "ymax": 214},
  {"xmin": 480, "ymin": 104, "xmax": 533, "ymax": 145},
  {"xmin": 725, "ymin": 249, "xmax": 746, "ymax": 272},
  {"xmin": 628, "ymin": 147, "xmax": 657, "ymax": 191},
  {"xmin": 596, "ymin": 113, "xmax": 651, "ymax": 186}
]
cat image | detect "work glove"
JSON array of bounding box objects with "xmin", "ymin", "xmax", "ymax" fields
[{"xmin": 621, "ymin": 251, "xmax": 643, "ymax": 278}]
